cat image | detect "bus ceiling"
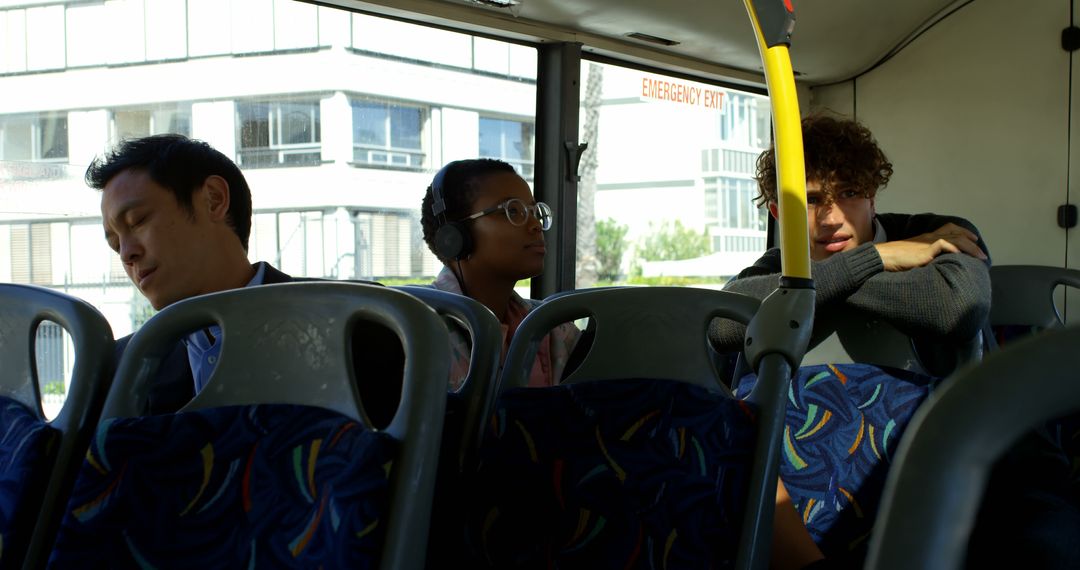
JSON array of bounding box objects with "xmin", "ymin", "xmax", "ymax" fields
[{"xmin": 317, "ymin": 0, "xmax": 971, "ymax": 85}]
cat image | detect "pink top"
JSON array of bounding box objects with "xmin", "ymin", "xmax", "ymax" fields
[{"xmin": 432, "ymin": 267, "xmax": 580, "ymax": 390}]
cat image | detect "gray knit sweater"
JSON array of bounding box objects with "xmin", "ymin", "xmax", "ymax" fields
[{"xmin": 708, "ymin": 212, "xmax": 992, "ymax": 353}]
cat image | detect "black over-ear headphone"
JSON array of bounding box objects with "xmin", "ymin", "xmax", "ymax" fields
[{"xmin": 430, "ymin": 161, "xmax": 474, "ymax": 260}]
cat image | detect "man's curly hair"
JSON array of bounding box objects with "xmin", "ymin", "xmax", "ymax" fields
[{"xmin": 753, "ymin": 115, "xmax": 893, "ymax": 207}]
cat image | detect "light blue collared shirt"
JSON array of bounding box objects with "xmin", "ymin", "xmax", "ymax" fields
[{"xmin": 183, "ymin": 262, "xmax": 268, "ymax": 393}]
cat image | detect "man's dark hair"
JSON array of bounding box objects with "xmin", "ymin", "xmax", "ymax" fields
[
  {"xmin": 754, "ymin": 115, "xmax": 894, "ymax": 207},
  {"xmin": 420, "ymin": 158, "xmax": 518, "ymax": 260},
  {"xmin": 86, "ymin": 134, "xmax": 253, "ymax": 250}
]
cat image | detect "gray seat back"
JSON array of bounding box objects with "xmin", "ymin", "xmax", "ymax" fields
[
  {"xmin": 802, "ymin": 305, "xmax": 983, "ymax": 377},
  {"xmin": 108, "ymin": 281, "xmax": 449, "ymax": 570},
  {"xmin": 0, "ymin": 283, "xmax": 114, "ymax": 570},
  {"xmin": 989, "ymin": 264, "xmax": 1080, "ymax": 330},
  {"xmin": 501, "ymin": 286, "xmax": 760, "ymax": 392},
  {"xmin": 499, "ymin": 286, "xmax": 803, "ymax": 570},
  {"xmin": 395, "ymin": 285, "xmax": 502, "ymax": 471},
  {"xmin": 865, "ymin": 325, "xmax": 1080, "ymax": 570}
]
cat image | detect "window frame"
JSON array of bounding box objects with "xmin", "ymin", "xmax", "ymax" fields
[
  {"xmin": 479, "ymin": 115, "xmax": 536, "ymax": 179},
  {"xmin": 0, "ymin": 113, "xmax": 69, "ymax": 163},
  {"xmin": 349, "ymin": 98, "xmax": 428, "ymax": 170},
  {"xmin": 236, "ymin": 98, "xmax": 323, "ymax": 168},
  {"xmin": 109, "ymin": 103, "xmax": 193, "ymax": 144}
]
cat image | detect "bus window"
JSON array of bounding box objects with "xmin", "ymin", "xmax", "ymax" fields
[
  {"xmin": 35, "ymin": 320, "xmax": 73, "ymax": 421},
  {"xmin": 1, "ymin": 0, "xmax": 539, "ymax": 411},
  {"xmin": 575, "ymin": 60, "xmax": 771, "ymax": 289}
]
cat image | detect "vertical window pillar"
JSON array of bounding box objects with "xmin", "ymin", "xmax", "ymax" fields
[{"xmin": 532, "ymin": 42, "xmax": 581, "ymax": 298}]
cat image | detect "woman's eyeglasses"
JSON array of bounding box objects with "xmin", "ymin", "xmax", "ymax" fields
[{"xmin": 460, "ymin": 198, "xmax": 553, "ymax": 231}]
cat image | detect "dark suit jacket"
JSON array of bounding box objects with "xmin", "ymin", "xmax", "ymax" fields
[{"xmin": 111, "ymin": 263, "xmax": 405, "ymax": 427}]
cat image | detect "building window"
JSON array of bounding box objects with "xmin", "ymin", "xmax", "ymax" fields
[
  {"xmin": 722, "ymin": 149, "xmax": 756, "ymax": 175},
  {"xmin": 479, "ymin": 117, "xmax": 534, "ymax": 179},
  {"xmin": 10, "ymin": 223, "xmax": 52, "ymax": 285},
  {"xmin": 68, "ymin": 222, "xmax": 126, "ymax": 285},
  {"xmin": 35, "ymin": 321, "xmax": 67, "ymax": 389},
  {"xmin": 0, "ymin": 114, "xmax": 68, "ymax": 162},
  {"xmin": 351, "ymin": 100, "xmax": 426, "ymax": 169},
  {"xmin": 249, "ymin": 210, "xmax": 329, "ymax": 279},
  {"xmin": 717, "ymin": 177, "xmax": 766, "ymax": 231},
  {"xmin": 704, "ymin": 183, "xmax": 718, "ymax": 219},
  {"xmin": 111, "ymin": 105, "xmax": 192, "ymax": 143},
  {"xmin": 350, "ymin": 210, "xmax": 418, "ymax": 279},
  {"xmin": 719, "ymin": 93, "xmax": 771, "ymax": 149},
  {"xmin": 237, "ymin": 99, "xmax": 322, "ymax": 168}
]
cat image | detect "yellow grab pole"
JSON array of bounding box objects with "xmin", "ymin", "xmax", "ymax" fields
[
  {"xmin": 744, "ymin": 0, "xmax": 810, "ymax": 280},
  {"xmin": 736, "ymin": 4, "xmax": 815, "ymax": 568}
]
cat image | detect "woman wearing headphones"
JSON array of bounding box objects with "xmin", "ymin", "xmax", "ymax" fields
[{"xmin": 420, "ymin": 158, "xmax": 580, "ymax": 390}]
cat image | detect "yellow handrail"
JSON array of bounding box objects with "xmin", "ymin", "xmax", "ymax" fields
[
  {"xmin": 744, "ymin": 0, "xmax": 810, "ymax": 279},
  {"xmin": 736, "ymin": 5, "xmax": 815, "ymax": 566}
]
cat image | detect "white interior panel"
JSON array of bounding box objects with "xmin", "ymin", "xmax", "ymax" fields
[
  {"xmin": 808, "ymin": 80, "xmax": 855, "ymax": 118},
  {"xmin": 854, "ymin": 0, "xmax": 1069, "ymax": 269}
]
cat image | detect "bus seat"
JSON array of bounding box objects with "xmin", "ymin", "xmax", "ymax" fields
[
  {"xmin": 730, "ymin": 305, "xmax": 983, "ymax": 390},
  {"xmin": 464, "ymin": 286, "xmax": 789, "ymax": 569},
  {"xmin": 974, "ymin": 264, "xmax": 1080, "ymax": 566},
  {"xmin": 543, "ymin": 286, "xmax": 718, "ymax": 386},
  {"xmin": 46, "ymin": 282, "xmax": 449, "ymax": 570},
  {"xmin": 393, "ymin": 285, "xmax": 502, "ymax": 569},
  {"xmin": 0, "ymin": 284, "xmax": 114, "ymax": 570},
  {"xmin": 866, "ymin": 325, "xmax": 1080, "ymax": 570},
  {"xmin": 394, "ymin": 285, "xmax": 501, "ymax": 472},
  {"xmin": 800, "ymin": 304, "xmax": 983, "ymax": 378},
  {"xmin": 988, "ymin": 265, "xmax": 1080, "ymax": 345},
  {"xmin": 736, "ymin": 361, "xmax": 937, "ymax": 565},
  {"xmin": 728, "ymin": 305, "xmax": 983, "ymax": 565}
]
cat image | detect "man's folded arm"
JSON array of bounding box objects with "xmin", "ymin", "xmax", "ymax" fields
[
  {"xmin": 707, "ymin": 243, "xmax": 885, "ymax": 352},
  {"xmin": 847, "ymin": 250, "xmax": 991, "ymax": 342}
]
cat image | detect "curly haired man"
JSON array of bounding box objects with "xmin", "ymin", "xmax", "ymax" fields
[
  {"xmin": 709, "ymin": 115, "xmax": 993, "ymax": 570},
  {"xmin": 711, "ymin": 114, "xmax": 991, "ymax": 350}
]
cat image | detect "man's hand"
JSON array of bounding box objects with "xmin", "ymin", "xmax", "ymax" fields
[{"xmin": 875, "ymin": 223, "xmax": 987, "ymax": 272}]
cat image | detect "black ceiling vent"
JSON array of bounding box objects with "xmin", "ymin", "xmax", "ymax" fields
[
  {"xmin": 464, "ymin": 0, "xmax": 521, "ymax": 7},
  {"xmin": 626, "ymin": 32, "xmax": 680, "ymax": 46}
]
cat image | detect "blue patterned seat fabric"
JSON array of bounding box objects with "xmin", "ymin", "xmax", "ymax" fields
[
  {"xmin": 47, "ymin": 404, "xmax": 395, "ymax": 569},
  {"xmin": 467, "ymin": 379, "xmax": 758, "ymax": 569},
  {"xmin": 0, "ymin": 397, "xmax": 59, "ymax": 567},
  {"xmin": 735, "ymin": 363, "xmax": 938, "ymax": 565}
]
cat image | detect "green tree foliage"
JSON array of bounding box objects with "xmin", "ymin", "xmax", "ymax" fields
[
  {"xmin": 595, "ymin": 218, "xmax": 628, "ymax": 281},
  {"xmin": 42, "ymin": 382, "xmax": 65, "ymax": 396},
  {"xmin": 639, "ymin": 220, "xmax": 710, "ymax": 261}
]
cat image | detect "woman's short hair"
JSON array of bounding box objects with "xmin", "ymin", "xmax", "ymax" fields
[{"xmin": 420, "ymin": 158, "xmax": 518, "ymax": 260}]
